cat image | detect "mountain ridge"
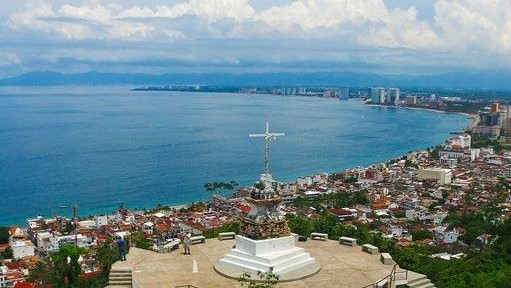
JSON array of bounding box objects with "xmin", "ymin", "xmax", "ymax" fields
[{"xmin": 1, "ymin": 71, "xmax": 510, "ymax": 90}]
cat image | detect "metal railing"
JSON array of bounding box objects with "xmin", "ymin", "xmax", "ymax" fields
[
  {"xmin": 175, "ymin": 285, "xmax": 199, "ymax": 288},
  {"xmin": 362, "ymin": 264, "xmax": 406, "ymax": 288}
]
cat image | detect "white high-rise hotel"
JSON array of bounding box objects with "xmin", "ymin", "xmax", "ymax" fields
[{"xmin": 369, "ymin": 87, "xmax": 400, "ymax": 105}]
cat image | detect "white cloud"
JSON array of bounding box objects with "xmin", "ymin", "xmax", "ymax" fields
[
  {"xmin": 3, "ymin": 0, "xmax": 511, "ymax": 73},
  {"xmin": 0, "ymin": 52, "xmax": 21, "ymax": 67},
  {"xmin": 10, "ymin": 0, "xmax": 154, "ymax": 40},
  {"xmin": 434, "ymin": 0, "xmax": 511, "ymax": 54}
]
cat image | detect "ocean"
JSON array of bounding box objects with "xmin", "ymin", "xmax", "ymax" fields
[{"xmin": 0, "ymin": 86, "xmax": 470, "ymax": 225}]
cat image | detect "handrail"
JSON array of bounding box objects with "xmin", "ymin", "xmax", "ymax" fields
[
  {"xmin": 361, "ymin": 264, "xmax": 401, "ymax": 288},
  {"xmin": 175, "ymin": 285, "xmax": 199, "ymax": 288}
]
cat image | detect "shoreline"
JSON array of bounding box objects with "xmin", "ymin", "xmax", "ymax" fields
[
  {"xmin": 2, "ymin": 99, "xmax": 473, "ymax": 227},
  {"xmin": 365, "ymin": 103, "xmax": 477, "ymax": 131}
]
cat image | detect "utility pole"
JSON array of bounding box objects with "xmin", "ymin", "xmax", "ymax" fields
[{"xmin": 72, "ymin": 204, "xmax": 78, "ymax": 247}]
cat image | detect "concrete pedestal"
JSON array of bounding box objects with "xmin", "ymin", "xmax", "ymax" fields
[{"xmin": 214, "ymin": 235, "xmax": 319, "ymax": 281}]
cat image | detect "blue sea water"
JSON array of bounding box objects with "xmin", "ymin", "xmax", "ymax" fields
[{"xmin": 0, "ymin": 86, "xmax": 470, "ymax": 225}]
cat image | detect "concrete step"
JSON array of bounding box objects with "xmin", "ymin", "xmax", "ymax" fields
[
  {"xmin": 394, "ymin": 279, "xmax": 408, "ymax": 288},
  {"xmin": 408, "ymin": 278, "xmax": 434, "ymax": 288},
  {"xmin": 409, "ymin": 278, "xmax": 430, "ymax": 286},
  {"xmin": 277, "ymin": 257, "xmax": 316, "ymax": 275},
  {"xmin": 408, "ymin": 276, "xmax": 427, "ymax": 285},
  {"xmin": 220, "ymin": 250, "xmax": 312, "ymax": 273},
  {"xmin": 415, "ymin": 284, "xmax": 435, "ymax": 288},
  {"xmin": 110, "ymin": 269, "xmax": 132, "ymax": 272},
  {"xmin": 108, "ymin": 273, "xmax": 131, "ymax": 277},
  {"xmin": 109, "ymin": 276, "xmax": 132, "ymax": 281},
  {"xmin": 108, "ymin": 280, "xmax": 132, "ymax": 285},
  {"xmin": 110, "ymin": 268, "xmax": 132, "ymax": 272},
  {"xmin": 108, "ymin": 267, "xmax": 132, "ymax": 288}
]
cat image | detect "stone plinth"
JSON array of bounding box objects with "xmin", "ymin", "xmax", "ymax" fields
[
  {"xmin": 214, "ymin": 235, "xmax": 319, "ymax": 281},
  {"xmin": 238, "ymin": 217, "xmax": 289, "ymax": 240}
]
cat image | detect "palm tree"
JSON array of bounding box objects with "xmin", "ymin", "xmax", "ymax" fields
[{"xmin": 204, "ymin": 181, "xmax": 239, "ymax": 199}]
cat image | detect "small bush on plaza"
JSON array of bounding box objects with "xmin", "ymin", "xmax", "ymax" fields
[
  {"xmin": 239, "ymin": 267, "xmax": 280, "ymax": 288},
  {"xmin": 202, "ymin": 221, "xmax": 240, "ymax": 239}
]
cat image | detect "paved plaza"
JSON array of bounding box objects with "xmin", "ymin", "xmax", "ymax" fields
[{"xmin": 112, "ymin": 238, "xmax": 399, "ymax": 287}]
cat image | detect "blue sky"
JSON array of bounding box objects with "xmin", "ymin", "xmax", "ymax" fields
[{"xmin": 0, "ymin": 0, "xmax": 510, "ymax": 77}]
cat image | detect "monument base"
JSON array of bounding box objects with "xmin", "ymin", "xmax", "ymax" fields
[{"xmin": 214, "ymin": 235, "xmax": 319, "ymax": 282}]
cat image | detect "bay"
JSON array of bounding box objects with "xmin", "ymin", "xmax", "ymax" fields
[{"xmin": 0, "ymin": 86, "xmax": 470, "ymax": 225}]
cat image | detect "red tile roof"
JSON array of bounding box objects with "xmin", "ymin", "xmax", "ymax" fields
[
  {"xmin": 235, "ymin": 204, "xmax": 251, "ymax": 213},
  {"xmin": 330, "ymin": 208, "xmax": 352, "ymax": 215},
  {"xmin": 14, "ymin": 282, "xmax": 35, "ymax": 288}
]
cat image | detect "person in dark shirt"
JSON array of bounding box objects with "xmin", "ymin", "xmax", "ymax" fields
[{"xmin": 116, "ymin": 236, "xmax": 126, "ymax": 261}]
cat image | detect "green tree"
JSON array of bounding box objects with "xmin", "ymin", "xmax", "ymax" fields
[
  {"xmin": 411, "ymin": 230, "xmax": 433, "ymax": 241},
  {"xmin": 239, "ymin": 267, "xmax": 280, "ymax": 288},
  {"xmin": 203, "ymin": 221, "xmax": 240, "ymax": 239},
  {"xmin": 204, "ymin": 180, "xmax": 239, "ymax": 198},
  {"xmin": 332, "ymin": 193, "xmax": 351, "ymax": 208},
  {"xmin": 28, "ymin": 259, "xmax": 59, "ymax": 286},
  {"xmin": 0, "ymin": 227, "xmax": 9, "ymax": 244},
  {"xmin": 292, "ymin": 196, "xmax": 310, "ymax": 209},
  {"xmin": 312, "ymin": 212, "xmax": 337, "ymax": 234},
  {"xmin": 286, "ymin": 214, "xmax": 313, "ymax": 236},
  {"xmin": 0, "ymin": 246, "xmax": 13, "ymax": 259},
  {"xmin": 50, "ymin": 244, "xmax": 88, "ymax": 286},
  {"xmin": 353, "ymin": 191, "xmax": 370, "ymax": 205},
  {"xmin": 132, "ymin": 231, "xmax": 154, "ymax": 250}
]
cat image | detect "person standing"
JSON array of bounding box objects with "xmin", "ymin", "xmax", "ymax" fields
[
  {"xmin": 183, "ymin": 233, "xmax": 191, "ymax": 255},
  {"xmin": 116, "ymin": 236, "xmax": 126, "ymax": 261}
]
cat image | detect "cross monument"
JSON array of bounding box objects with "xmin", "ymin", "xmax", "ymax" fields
[{"xmin": 249, "ymin": 122, "xmax": 285, "ymax": 176}]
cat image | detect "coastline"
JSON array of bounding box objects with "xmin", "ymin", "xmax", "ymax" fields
[{"xmin": 365, "ymin": 102, "xmax": 478, "ymax": 131}]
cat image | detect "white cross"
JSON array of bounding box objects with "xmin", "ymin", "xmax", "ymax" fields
[{"xmin": 249, "ymin": 122, "xmax": 285, "ymax": 175}]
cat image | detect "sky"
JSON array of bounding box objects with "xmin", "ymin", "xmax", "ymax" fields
[{"xmin": 0, "ymin": 0, "xmax": 510, "ymax": 78}]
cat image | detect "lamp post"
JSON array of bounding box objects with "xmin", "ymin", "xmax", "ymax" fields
[{"xmin": 72, "ymin": 204, "xmax": 78, "ymax": 247}]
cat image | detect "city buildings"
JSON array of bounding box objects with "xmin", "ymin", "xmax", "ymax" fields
[
  {"xmin": 338, "ymin": 87, "xmax": 349, "ymax": 100},
  {"xmin": 418, "ymin": 167, "xmax": 452, "ymax": 185}
]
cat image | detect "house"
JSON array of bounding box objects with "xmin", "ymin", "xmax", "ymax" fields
[
  {"xmin": 9, "ymin": 240, "xmax": 35, "ymax": 260},
  {"xmin": 443, "ymin": 227, "xmax": 463, "ymax": 244},
  {"xmin": 142, "ymin": 222, "xmax": 154, "ymax": 235},
  {"xmin": 476, "ymin": 234, "xmax": 495, "ymax": 247},
  {"xmin": 94, "ymin": 215, "xmax": 109, "ymax": 228},
  {"xmin": 8, "ymin": 228, "xmax": 35, "ymax": 260},
  {"xmin": 56, "ymin": 234, "xmax": 90, "ymax": 248},
  {"xmin": 0, "ymin": 266, "xmax": 25, "ymax": 288},
  {"xmin": 406, "ymin": 208, "xmax": 427, "ymax": 220},
  {"xmin": 330, "ymin": 208, "xmax": 357, "ymax": 221},
  {"xmin": 36, "ymin": 232, "xmax": 59, "ymax": 253}
]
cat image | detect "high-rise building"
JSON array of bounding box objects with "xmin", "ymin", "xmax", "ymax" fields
[
  {"xmin": 491, "ymin": 102, "xmax": 500, "ymax": 113},
  {"xmin": 405, "ymin": 95, "xmax": 418, "ymax": 105},
  {"xmin": 379, "ymin": 89, "xmax": 385, "ymax": 104},
  {"xmin": 369, "ymin": 87, "xmax": 385, "ymax": 104},
  {"xmin": 505, "ymin": 106, "xmax": 511, "ymax": 135},
  {"xmin": 323, "ymin": 90, "xmax": 337, "ymax": 97},
  {"xmin": 387, "ymin": 88, "xmax": 400, "ymax": 105},
  {"xmin": 479, "ymin": 112, "xmax": 500, "ymax": 126},
  {"xmin": 338, "ymin": 87, "xmax": 349, "ymax": 100}
]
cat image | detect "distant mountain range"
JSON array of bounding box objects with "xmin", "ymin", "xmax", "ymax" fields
[{"xmin": 1, "ymin": 71, "xmax": 510, "ymax": 90}]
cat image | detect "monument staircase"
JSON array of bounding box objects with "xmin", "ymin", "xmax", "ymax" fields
[
  {"xmin": 405, "ymin": 274, "xmax": 436, "ymax": 288},
  {"xmin": 363, "ymin": 265, "xmax": 436, "ymax": 288},
  {"xmin": 106, "ymin": 267, "xmax": 133, "ymax": 287}
]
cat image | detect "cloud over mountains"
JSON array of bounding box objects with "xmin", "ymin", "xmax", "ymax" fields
[{"xmin": 1, "ymin": 0, "xmax": 510, "ymax": 78}]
